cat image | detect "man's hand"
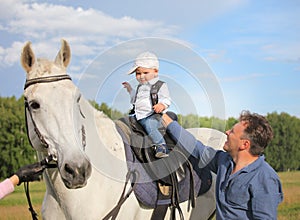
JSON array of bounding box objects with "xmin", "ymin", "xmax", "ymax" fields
[{"xmin": 162, "ymin": 113, "xmax": 174, "ymax": 127}]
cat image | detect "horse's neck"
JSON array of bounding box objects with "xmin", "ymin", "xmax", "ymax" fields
[
  {"xmin": 81, "ymin": 99, "xmax": 124, "ymax": 156},
  {"xmin": 93, "ymin": 109, "xmax": 124, "ymax": 159},
  {"xmin": 81, "ymin": 99, "xmax": 128, "ymax": 180}
]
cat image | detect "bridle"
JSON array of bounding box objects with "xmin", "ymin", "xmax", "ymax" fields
[
  {"xmin": 24, "ymin": 74, "xmax": 72, "ymax": 150},
  {"xmin": 24, "ymin": 98, "xmax": 49, "ymax": 149},
  {"xmin": 23, "ymin": 74, "xmax": 72, "ymax": 220}
]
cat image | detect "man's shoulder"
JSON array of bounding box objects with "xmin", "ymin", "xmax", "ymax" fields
[{"xmin": 255, "ymin": 158, "xmax": 280, "ymax": 180}]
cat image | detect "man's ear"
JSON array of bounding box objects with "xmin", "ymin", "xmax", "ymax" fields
[{"xmin": 241, "ymin": 139, "xmax": 251, "ymax": 151}]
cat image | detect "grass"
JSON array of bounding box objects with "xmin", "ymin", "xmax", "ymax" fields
[
  {"xmin": 0, "ymin": 171, "xmax": 299, "ymax": 219},
  {"xmin": 0, "ymin": 181, "xmax": 45, "ymax": 220},
  {"xmin": 277, "ymin": 171, "xmax": 300, "ymax": 220}
]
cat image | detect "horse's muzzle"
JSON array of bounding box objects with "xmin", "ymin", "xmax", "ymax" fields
[{"xmin": 61, "ymin": 160, "xmax": 92, "ymax": 189}]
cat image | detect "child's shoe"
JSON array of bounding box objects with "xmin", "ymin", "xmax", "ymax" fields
[{"xmin": 155, "ymin": 144, "xmax": 169, "ymax": 158}]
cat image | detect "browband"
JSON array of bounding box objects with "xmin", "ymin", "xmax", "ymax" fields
[{"xmin": 24, "ymin": 74, "xmax": 72, "ymax": 90}]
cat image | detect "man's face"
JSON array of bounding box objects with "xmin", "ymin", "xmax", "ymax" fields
[
  {"xmin": 224, "ymin": 121, "xmax": 248, "ymax": 156},
  {"xmin": 135, "ymin": 67, "xmax": 158, "ymax": 84}
]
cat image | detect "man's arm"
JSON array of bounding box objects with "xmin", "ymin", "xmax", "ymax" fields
[
  {"xmin": 162, "ymin": 114, "xmax": 218, "ymax": 166},
  {"xmin": 251, "ymin": 175, "xmax": 283, "ymax": 219}
]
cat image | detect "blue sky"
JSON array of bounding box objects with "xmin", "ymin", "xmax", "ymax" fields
[{"xmin": 0, "ymin": 0, "xmax": 299, "ymax": 119}]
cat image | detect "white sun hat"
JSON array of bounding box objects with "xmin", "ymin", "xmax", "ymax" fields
[{"xmin": 127, "ymin": 51, "xmax": 159, "ymax": 74}]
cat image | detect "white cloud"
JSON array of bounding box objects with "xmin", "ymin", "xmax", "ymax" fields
[
  {"xmin": 203, "ymin": 49, "xmax": 232, "ymax": 64},
  {"xmin": 0, "ymin": 0, "xmax": 179, "ymax": 68},
  {"xmin": 261, "ymin": 43, "xmax": 300, "ymax": 64},
  {"xmin": 0, "ymin": 0, "xmax": 26, "ymax": 21},
  {"xmin": 9, "ymin": 4, "xmax": 172, "ymax": 39},
  {"xmin": 221, "ymin": 73, "xmax": 266, "ymax": 83},
  {"xmin": 0, "ymin": 0, "xmax": 248, "ymax": 70},
  {"xmin": 0, "ymin": 41, "xmax": 25, "ymax": 67}
]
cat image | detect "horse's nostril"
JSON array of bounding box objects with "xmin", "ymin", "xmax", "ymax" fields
[{"xmin": 65, "ymin": 163, "xmax": 75, "ymax": 177}]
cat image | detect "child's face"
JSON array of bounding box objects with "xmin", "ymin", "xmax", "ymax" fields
[{"xmin": 135, "ymin": 67, "xmax": 158, "ymax": 84}]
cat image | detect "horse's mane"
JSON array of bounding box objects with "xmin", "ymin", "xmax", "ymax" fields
[{"xmin": 91, "ymin": 103, "xmax": 125, "ymax": 160}]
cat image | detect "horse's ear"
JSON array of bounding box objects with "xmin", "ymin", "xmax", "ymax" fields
[
  {"xmin": 21, "ymin": 42, "xmax": 35, "ymax": 73},
  {"xmin": 55, "ymin": 39, "xmax": 71, "ymax": 68}
]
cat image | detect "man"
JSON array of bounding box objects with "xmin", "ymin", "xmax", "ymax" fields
[{"xmin": 162, "ymin": 110, "xmax": 283, "ymax": 219}]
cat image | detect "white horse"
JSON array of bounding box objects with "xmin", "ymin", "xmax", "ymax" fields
[{"xmin": 20, "ymin": 39, "xmax": 226, "ymax": 220}]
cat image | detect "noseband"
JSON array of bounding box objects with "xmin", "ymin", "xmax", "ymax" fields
[{"xmin": 24, "ymin": 75, "xmax": 72, "ymax": 150}]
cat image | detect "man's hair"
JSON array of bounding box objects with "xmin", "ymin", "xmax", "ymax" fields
[{"xmin": 239, "ymin": 110, "xmax": 273, "ymax": 155}]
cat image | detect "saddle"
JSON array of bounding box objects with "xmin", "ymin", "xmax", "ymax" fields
[{"xmin": 104, "ymin": 113, "xmax": 212, "ymax": 220}]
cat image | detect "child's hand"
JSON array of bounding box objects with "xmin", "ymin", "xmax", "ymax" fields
[
  {"xmin": 153, "ymin": 103, "xmax": 166, "ymax": 113},
  {"xmin": 122, "ymin": 82, "xmax": 132, "ymax": 93}
]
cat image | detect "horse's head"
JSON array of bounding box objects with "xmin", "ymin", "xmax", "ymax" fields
[{"xmin": 21, "ymin": 40, "xmax": 92, "ymax": 189}]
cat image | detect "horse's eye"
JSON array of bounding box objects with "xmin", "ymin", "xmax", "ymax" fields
[{"xmin": 30, "ymin": 102, "xmax": 40, "ymax": 109}]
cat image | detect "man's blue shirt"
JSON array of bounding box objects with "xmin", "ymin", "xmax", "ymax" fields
[{"xmin": 167, "ymin": 121, "xmax": 283, "ymax": 220}]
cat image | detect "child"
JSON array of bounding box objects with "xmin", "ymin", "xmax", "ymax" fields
[{"xmin": 122, "ymin": 52, "xmax": 171, "ymax": 158}]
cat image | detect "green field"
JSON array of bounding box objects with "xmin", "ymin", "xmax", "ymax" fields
[
  {"xmin": 0, "ymin": 171, "xmax": 299, "ymax": 220},
  {"xmin": 277, "ymin": 171, "xmax": 300, "ymax": 220},
  {"xmin": 0, "ymin": 181, "xmax": 45, "ymax": 220}
]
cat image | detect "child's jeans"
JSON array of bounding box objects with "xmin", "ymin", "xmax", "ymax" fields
[{"xmin": 138, "ymin": 114, "xmax": 165, "ymax": 145}]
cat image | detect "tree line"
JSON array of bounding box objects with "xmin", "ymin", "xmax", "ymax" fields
[{"xmin": 0, "ymin": 96, "xmax": 299, "ymax": 178}]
